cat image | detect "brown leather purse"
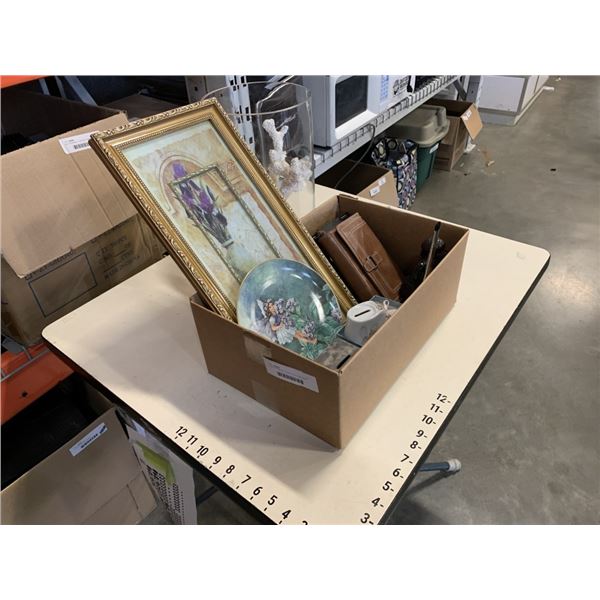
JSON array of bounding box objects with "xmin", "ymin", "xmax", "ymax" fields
[{"xmin": 317, "ymin": 213, "xmax": 403, "ymax": 302}]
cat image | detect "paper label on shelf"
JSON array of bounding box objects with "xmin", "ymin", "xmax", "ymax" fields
[
  {"xmin": 369, "ymin": 186, "xmax": 381, "ymax": 197},
  {"xmin": 429, "ymin": 143, "xmax": 439, "ymax": 154},
  {"xmin": 378, "ymin": 177, "xmax": 386, "ymax": 186},
  {"xmin": 263, "ymin": 358, "xmax": 319, "ymax": 392},
  {"xmin": 59, "ymin": 132, "xmax": 97, "ymax": 154},
  {"xmin": 69, "ymin": 423, "xmax": 108, "ymax": 456}
]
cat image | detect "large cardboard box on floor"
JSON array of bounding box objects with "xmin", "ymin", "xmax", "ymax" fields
[
  {"xmin": 426, "ymin": 99, "xmax": 483, "ymax": 171},
  {"xmin": 190, "ymin": 194, "xmax": 469, "ymax": 448},
  {"xmin": 0, "ymin": 384, "xmax": 156, "ymax": 524},
  {"xmin": 316, "ymin": 160, "xmax": 398, "ymax": 207},
  {"xmin": 1, "ymin": 90, "xmax": 164, "ymax": 346}
]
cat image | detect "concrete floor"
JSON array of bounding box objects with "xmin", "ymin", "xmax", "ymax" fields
[
  {"xmin": 389, "ymin": 76, "xmax": 600, "ymax": 524},
  {"xmin": 144, "ymin": 76, "xmax": 600, "ymax": 525}
]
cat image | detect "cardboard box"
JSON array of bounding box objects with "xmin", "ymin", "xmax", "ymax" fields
[
  {"xmin": 316, "ymin": 160, "xmax": 398, "ymax": 207},
  {"xmin": 1, "ymin": 215, "xmax": 164, "ymax": 346},
  {"xmin": 1, "ymin": 90, "xmax": 165, "ymax": 346},
  {"xmin": 190, "ymin": 195, "xmax": 469, "ymax": 448},
  {"xmin": 426, "ymin": 99, "xmax": 483, "ymax": 171},
  {"xmin": 104, "ymin": 93, "xmax": 179, "ymax": 120},
  {"xmin": 0, "ymin": 385, "xmax": 156, "ymax": 524}
]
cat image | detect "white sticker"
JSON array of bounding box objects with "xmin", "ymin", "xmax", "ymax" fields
[
  {"xmin": 264, "ymin": 358, "xmax": 319, "ymax": 392},
  {"xmin": 429, "ymin": 143, "xmax": 439, "ymax": 154},
  {"xmin": 369, "ymin": 185, "xmax": 381, "ymax": 197},
  {"xmin": 69, "ymin": 422, "xmax": 107, "ymax": 456},
  {"xmin": 59, "ymin": 131, "xmax": 97, "ymax": 154},
  {"xmin": 378, "ymin": 177, "xmax": 386, "ymax": 186}
]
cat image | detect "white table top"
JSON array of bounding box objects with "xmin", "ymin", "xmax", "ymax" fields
[{"xmin": 44, "ymin": 194, "xmax": 549, "ymax": 524}]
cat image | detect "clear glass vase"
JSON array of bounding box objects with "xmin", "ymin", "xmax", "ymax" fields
[{"xmin": 202, "ymin": 81, "xmax": 315, "ymax": 216}]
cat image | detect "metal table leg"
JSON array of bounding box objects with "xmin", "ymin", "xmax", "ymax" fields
[{"xmin": 419, "ymin": 458, "xmax": 462, "ymax": 474}]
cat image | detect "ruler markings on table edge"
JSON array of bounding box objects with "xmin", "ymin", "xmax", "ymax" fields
[
  {"xmin": 169, "ymin": 389, "xmax": 454, "ymax": 525},
  {"xmin": 358, "ymin": 390, "xmax": 455, "ymax": 525},
  {"xmin": 171, "ymin": 423, "xmax": 310, "ymax": 525}
]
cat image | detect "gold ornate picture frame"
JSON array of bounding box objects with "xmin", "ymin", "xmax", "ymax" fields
[{"xmin": 90, "ymin": 99, "xmax": 355, "ymax": 320}]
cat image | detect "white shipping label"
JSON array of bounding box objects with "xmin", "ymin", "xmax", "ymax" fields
[
  {"xmin": 378, "ymin": 177, "xmax": 387, "ymax": 186},
  {"xmin": 369, "ymin": 185, "xmax": 381, "ymax": 197},
  {"xmin": 429, "ymin": 143, "xmax": 439, "ymax": 154},
  {"xmin": 59, "ymin": 131, "xmax": 97, "ymax": 154},
  {"xmin": 69, "ymin": 423, "xmax": 108, "ymax": 456},
  {"xmin": 264, "ymin": 358, "xmax": 319, "ymax": 392}
]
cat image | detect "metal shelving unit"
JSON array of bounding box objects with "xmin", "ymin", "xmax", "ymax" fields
[
  {"xmin": 314, "ymin": 75, "xmax": 458, "ymax": 177},
  {"xmin": 185, "ymin": 75, "xmax": 459, "ymax": 177},
  {"xmin": 1, "ymin": 338, "xmax": 73, "ymax": 424}
]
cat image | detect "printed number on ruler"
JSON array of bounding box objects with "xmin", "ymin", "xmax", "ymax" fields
[
  {"xmin": 173, "ymin": 425, "xmax": 309, "ymax": 525},
  {"xmin": 360, "ymin": 392, "xmax": 452, "ymax": 525}
]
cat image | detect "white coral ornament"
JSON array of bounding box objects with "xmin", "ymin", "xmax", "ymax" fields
[{"xmin": 262, "ymin": 118, "xmax": 312, "ymax": 198}]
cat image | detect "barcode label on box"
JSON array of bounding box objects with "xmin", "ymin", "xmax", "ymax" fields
[
  {"xmin": 369, "ymin": 185, "xmax": 381, "ymax": 197},
  {"xmin": 69, "ymin": 422, "xmax": 107, "ymax": 456},
  {"xmin": 59, "ymin": 132, "xmax": 97, "ymax": 154},
  {"xmin": 264, "ymin": 358, "xmax": 319, "ymax": 392},
  {"xmin": 378, "ymin": 177, "xmax": 387, "ymax": 186}
]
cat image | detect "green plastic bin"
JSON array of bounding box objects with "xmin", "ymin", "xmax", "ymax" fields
[{"xmin": 388, "ymin": 105, "xmax": 450, "ymax": 191}]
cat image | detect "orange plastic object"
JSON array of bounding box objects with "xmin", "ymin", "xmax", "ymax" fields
[
  {"xmin": 1, "ymin": 343, "xmax": 73, "ymax": 424},
  {"xmin": 0, "ymin": 76, "xmax": 44, "ymax": 89}
]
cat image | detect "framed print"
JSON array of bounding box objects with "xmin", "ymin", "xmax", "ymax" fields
[{"xmin": 89, "ymin": 99, "xmax": 355, "ymax": 320}]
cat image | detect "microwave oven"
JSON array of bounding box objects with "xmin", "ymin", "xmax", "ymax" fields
[{"xmin": 303, "ymin": 75, "xmax": 410, "ymax": 147}]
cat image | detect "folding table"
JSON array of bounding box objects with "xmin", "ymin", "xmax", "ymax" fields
[{"xmin": 43, "ymin": 193, "xmax": 549, "ymax": 524}]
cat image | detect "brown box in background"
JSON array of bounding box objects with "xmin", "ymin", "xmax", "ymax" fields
[
  {"xmin": 316, "ymin": 160, "xmax": 398, "ymax": 207},
  {"xmin": 104, "ymin": 93, "xmax": 178, "ymax": 120},
  {"xmin": 0, "ymin": 90, "xmax": 164, "ymax": 346},
  {"xmin": 0, "ymin": 384, "xmax": 156, "ymax": 524},
  {"xmin": 1, "ymin": 215, "xmax": 164, "ymax": 346},
  {"xmin": 190, "ymin": 195, "xmax": 469, "ymax": 448},
  {"xmin": 426, "ymin": 99, "xmax": 483, "ymax": 171}
]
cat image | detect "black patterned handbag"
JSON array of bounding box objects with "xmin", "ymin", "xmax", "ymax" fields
[{"xmin": 371, "ymin": 137, "xmax": 418, "ymax": 210}]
